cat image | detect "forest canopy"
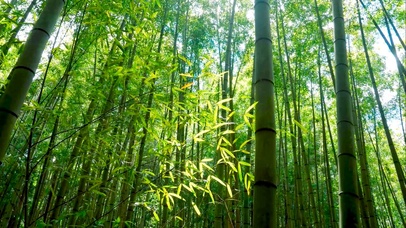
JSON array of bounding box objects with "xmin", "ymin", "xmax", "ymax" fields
[{"xmin": 0, "ymin": 0, "xmax": 405, "ymax": 227}]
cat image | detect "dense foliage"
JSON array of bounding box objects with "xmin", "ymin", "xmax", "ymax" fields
[{"xmin": 0, "ymin": 0, "xmax": 404, "ymax": 227}]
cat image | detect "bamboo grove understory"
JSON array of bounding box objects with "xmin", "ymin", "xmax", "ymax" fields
[{"xmin": 0, "ymin": 0, "xmax": 405, "ymax": 227}]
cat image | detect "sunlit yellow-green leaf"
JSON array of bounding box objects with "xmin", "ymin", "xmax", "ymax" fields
[
  {"xmin": 239, "ymin": 161, "xmax": 251, "ymax": 167},
  {"xmin": 247, "ymin": 180, "xmax": 251, "ymax": 195},
  {"xmin": 238, "ymin": 162, "xmax": 243, "ymax": 182},
  {"xmin": 168, "ymin": 192, "xmax": 183, "ymax": 200},
  {"xmin": 226, "ymin": 184, "xmax": 233, "ymax": 198},
  {"xmin": 244, "ymin": 115, "xmax": 252, "ymax": 129},
  {"xmin": 193, "ymin": 137, "xmax": 204, "ymax": 142},
  {"xmin": 221, "ymin": 147, "xmax": 235, "ymax": 159},
  {"xmin": 235, "ymin": 123, "xmax": 244, "ymax": 131},
  {"xmin": 201, "ymin": 158, "xmax": 213, "ymax": 162},
  {"xmin": 144, "ymin": 73, "xmax": 158, "ymax": 84},
  {"xmin": 226, "ymin": 161, "xmax": 237, "ymax": 172},
  {"xmin": 169, "ymin": 171, "xmax": 175, "ymax": 182},
  {"xmin": 178, "ymin": 55, "xmax": 192, "ymax": 66},
  {"xmin": 206, "ymin": 100, "xmax": 213, "ymax": 112},
  {"xmin": 227, "ymin": 111, "xmax": 235, "ymax": 120},
  {"xmin": 216, "ymin": 137, "xmax": 223, "ymax": 150},
  {"xmin": 211, "ymin": 175, "xmax": 226, "ymax": 187},
  {"xmin": 208, "ymin": 189, "xmax": 215, "ymax": 204},
  {"xmin": 195, "ymin": 129, "xmax": 210, "ymax": 138},
  {"xmin": 217, "ymin": 98, "xmax": 233, "ymax": 105},
  {"xmin": 221, "ymin": 137, "xmax": 232, "ymax": 147},
  {"xmin": 240, "ymin": 139, "xmax": 252, "ymax": 150},
  {"xmin": 182, "ymin": 184, "xmax": 193, "ymax": 193},
  {"xmin": 153, "ymin": 211, "xmax": 160, "ymax": 221},
  {"xmin": 192, "ymin": 202, "xmax": 201, "ymax": 216},
  {"xmin": 218, "ymin": 104, "xmax": 231, "ymax": 112},
  {"xmin": 245, "ymin": 101, "xmax": 258, "ymax": 114},
  {"xmin": 177, "ymin": 185, "xmax": 182, "ymax": 195},
  {"xmin": 181, "ymin": 82, "xmax": 194, "ymax": 90},
  {"xmin": 165, "ymin": 194, "xmax": 172, "ymax": 210},
  {"xmin": 293, "ymin": 119, "xmax": 308, "ymax": 134},
  {"xmin": 201, "ymin": 162, "xmax": 214, "ymax": 171},
  {"xmin": 221, "ymin": 129, "xmax": 235, "ymax": 135}
]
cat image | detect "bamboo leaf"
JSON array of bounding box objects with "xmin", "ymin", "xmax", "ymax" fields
[
  {"xmin": 92, "ymin": 190, "xmax": 106, "ymax": 197},
  {"xmin": 216, "ymin": 98, "xmax": 233, "ymax": 105},
  {"xmin": 226, "ymin": 184, "xmax": 233, "ymax": 198},
  {"xmin": 221, "ymin": 129, "xmax": 235, "ymax": 135},
  {"xmin": 226, "ymin": 161, "xmax": 238, "ymax": 172},
  {"xmin": 211, "ymin": 175, "xmax": 226, "ymax": 187},
  {"xmin": 193, "ymin": 137, "xmax": 205, "ymax": 142},
  {"xmin": 192, "ymin": 202, "xmax": 201, "ymax": 216},
  {"xmin": 181, "ymin": 82, "xmax": 194, "ymax": 90},
  {"xmin": 195, "ymin": 129, "xmax": 210, "ymax": 138},
  {"xmin": 244, "ymin": 115, "xmax": 252, "ymax": 129},
  {"xmin": 177, "ymin": 184, "xmax": 182, "ymax": 195},
  {"xmin": 216, "ymin": 137, "xmax": 222, "ymax": 150},
  {"xmin": 221, "ymin": 147, "xmax": 235, "ymax": 159},
  {"xmin": 220, "ymin": 137, "xmax": 232, "ymax": 147},
  {"xmin": 165, "ymin": 193, "xmax": 172, "ymax": 210},
  {"xmin": 201, "ymin": 162, "xmax": 214, "ymax": 171},
  {"xmin": 178, "ymin": 55, "xmax": 192, "ymax": 66},
  {"xmin": 218, "ymin": 103, "xmax": 231, "ymax": 112},
  {"xmin": 245, "ymin": 101, "xmax": 258, "ymax": 114},
  {"xmin": 293, "ymin": 119, "xmax": 308, "ymax": 134},
  {"xmin": 201, "ymin": 158, "xmax": 213, "ymax": 162},
  {"xmin": 238, "ymin": 162, "xmax": 243, "ymax": 182},
  {"xmin": 206, "ymin": 100, "xmax": 213, "ymax": 112},
  {"xmin": 245, "ymin": 113, "xmax": 254, "ymax": 118},
  {"xmin": 144, "ymin": 73, "xmax": 158, "ymax": 85},
  {"xmin": 153, "ymin": 211, "xmax": 160, "ymax": 221},
  {"xmin": 240, "ymin": 149, "xmax": 250, "ymax": 154},
  {"xmin": 239, "ymin": 161, "xmax": 251, "ymax": 167},
  {"xmin": 181, "ymin": 183, "xmax": 193, "ymax": 193},
  {"xmin": 227, "ymin": 111, "xmax": 235, "ymax": 120},
  {"xmin": 168, "ymin": 192, "xmax": 183, "ymax": 200},
  {"xmin": 169, "ymin": 171, "xmax": 175, "ymax": 182},
  {"xmin": 194, "ymin": 129, "xmax": 210, "ymax": 142},
  {"xmin": 239, "ymin": 139, "xmax": 252, "ymax": 150},
  {"xmin": 247, "ymin": 180, "xmax": 251, "ymax": 195},
  {"xmin": 235, "ymin": 123, "xmax": 244, "ymax": 131},
  {"xmin": 208, "ymin": 189, "xmax": 215, "ymax": 204}
]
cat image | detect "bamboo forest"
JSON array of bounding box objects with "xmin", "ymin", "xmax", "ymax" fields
[{"xmin": 0, "ymin": 0, "xmax": 405, "ymax": 227}]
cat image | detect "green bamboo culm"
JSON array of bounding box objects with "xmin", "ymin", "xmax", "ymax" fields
[
  {"xmin": 253, "ymin": 0, "xmax": 277, "ymax": 227},
  {"xmin": 332, "ymin": 0, "xmax": 360, "ymax": 227},
  {"xmin": 0, "ymin": 0, "xmax": 65, "ymax": 163}
]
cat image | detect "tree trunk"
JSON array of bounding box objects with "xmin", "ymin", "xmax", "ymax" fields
[
  {"xmin": 357, "ymin": 0, "xmax": 406, "ymax": 205},
  {"xmin": 0, "ymin": 0, "xmax": 64, "ymax": 162},
  {"xmin": 253, "ymin": 0, "xmax": 277, "ymax": 227},
  {"xmin": 332, "ymin": 0, "xmax": 360, "ymax": 226}
]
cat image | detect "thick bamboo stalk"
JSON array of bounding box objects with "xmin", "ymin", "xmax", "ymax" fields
[
  {"xmin": 0, "ymin": 0, "xmax": 65, "ymax": 163},
  {"xmin": 253, "ymin": 0, "xmax": 277, "ymax": 227},
  {"xmin": 332, "ymin": 0, "xmax": 360, "ymax": 226}
]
